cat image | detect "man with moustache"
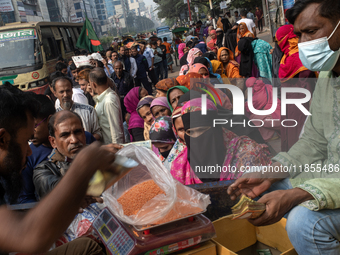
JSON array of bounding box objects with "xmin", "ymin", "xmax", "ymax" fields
[
  {"xmin": 0, "ymin": 83, "xmax": 117, "ymax": 254},
  {"xmin": 53, "ymin": 76, "xmax": 102, "ymax": 141},
  {"xmin": 33, "ymin": 110, "xmax": 103, "ymax": 210}
]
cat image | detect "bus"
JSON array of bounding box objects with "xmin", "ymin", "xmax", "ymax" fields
[{"xmin": 0, "ymin": 21, "xmax": 83, "ymax": 94}]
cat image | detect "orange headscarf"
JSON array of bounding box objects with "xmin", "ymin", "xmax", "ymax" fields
[
  {"xmin": 176, "ymin": 73, "xmax": 203, "ymax": 89},
  {"xmin": 235, "ymin": 22, "xmax": 254, "ymax": 56},
  {"xmin": 217, "ymin": 47, "xmax": 242, "ymax": 79}
]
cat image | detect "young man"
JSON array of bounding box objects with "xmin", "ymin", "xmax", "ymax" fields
[
  {"xmin": 151, "ymin": 41, "xmax": 164, "ymax": 82},
  {"xmin": 162, "ymin": 37, "xmax": 173, "ymax": 74},
  {"xmin": 234, "ymin": 11, "xmax": 241, "ymax": 22},
  {"xmin": 139, "ymin": 41, "xmax": 157, "ymax": 86},
  {"xmin": 53, "ymin": 76, "xmax": 102, "ymax": 141},
  {"xmin": 226, "ymin": 11, "xmax": 236, "ymax": 25},
  {"xmin": 90, "ymin": 68, "xmax": 125, "ymax": 144},
  {"xmin": 247, "ymin": 9, "xmax": 255, "ymax": 22},
  {"xmin": 228, "ymin": 1, "xmax": 340, "ymax": 254},
  {"xmin": 157, "ymin": 38, "xmax": 167, "ymax": 79},
  {"xmin": 131, "ymin": 45, "xmax": 153, "ymax": 94},
  {"xmin": 255, "ymin": 6, "xmax": 264, "ymax": 32},
  {"xmin": 233, "ymin": 9, "xmax": 256, "ymax": 37},
  {"xmin": 0, "ymin": 83, "xmax": 116, "ymax": 254},
  {"xmin": 55, "ymin": 62, "xmax": 68, "ymax": 76}
]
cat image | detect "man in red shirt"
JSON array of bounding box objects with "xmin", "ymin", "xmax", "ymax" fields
[{"xmin": 255, "ymin": 7, "xmax": 264, "ymax": 32}]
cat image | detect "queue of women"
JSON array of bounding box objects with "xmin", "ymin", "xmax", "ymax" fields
[{"xmin": 122, "ymin": 23, "xmax": 316, "ymax": 184}]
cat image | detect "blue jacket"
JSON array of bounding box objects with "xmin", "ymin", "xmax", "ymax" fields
[{"xmin": 133, "ymin": 54, "xmax": 149, "ymax": 79}]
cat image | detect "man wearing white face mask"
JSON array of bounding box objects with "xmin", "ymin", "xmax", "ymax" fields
[{"xmin": 227, "ymin": 0, "xmax": 340, "ymax": 254}]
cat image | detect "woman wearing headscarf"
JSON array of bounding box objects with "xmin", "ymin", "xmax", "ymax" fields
[
  {"xmin": 170, "ymin": 91, "xmax": 203, "ymax": 184},
  {"xmin": 136, "ymin": 95, "xmax": 155, "ymax": 140},
  {"xmin": 149, "ymin": 116, "xmax": 179, "ymax": 171},
  {"xmin": 150, "ymin": 97, "xmax": 171, "ymax": 118},
  {"xmin": 181, "ymin": 98, "xmax": 271, "ymax": 181},
  {"xmin": 124, "ymin": 87, "xmax": 149, "ymax": 141},
  {"xmin": 276, "ymin": 24, "xmax": 316, "ymax": 152},
  {"xmin": 194, "ymin": 42, "xmax": 207, "ymax": 54},
  {"xmin": 179, "ymin": 48, "xmax": 203, "ymax": 75},
  {"xmin": 251, "ymin": 39, "xmax": 273, "ymax": 83},
  {"xmin": 189, "ymin": 63, "xmax": 210, "ymax": 78},
  {"xmin": 176, "ymin": 73, "xmax": 203, "ymax": 90},
  {"xmin": 155, "ymin": 78, "xmax": 178, "ymax": 98},
  {"xmin": 235, "ymin": 22, "xmax": 255, "ymax": 59},
  {"xmin": 179, "ymin": 41, "xmax": 193, "ymax": 67},
  {"xmin": 207, "ymin": 30, "xmax": 217, "ymax": 50},
  {"xmin": 166, "ymin": 86, "xmax": 190, "ymax": 111},
  {"xmin": 216, "ymin": 28, "xmax": 224, "ymax": 48},
  {"xmin": 205, "ymin": 26, "xmax": 214, "ymax": 43},
  {"xmin": 193, "ymin": 57, "xmax": 223, "ymax": 83},
  {"xmin": 217, "ymin": 47, "xmax": 242, "ymax": 79},
  {"xmin": 245, "ymin": 77, "xmax": 281, "ymax": 141},
  {"xmin": 178, "ymin": 43, "xmax": 187, "ymax": 60}
]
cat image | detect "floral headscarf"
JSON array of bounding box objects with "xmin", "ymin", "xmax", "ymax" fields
[
  {"xmin": 155, "ymin": 78, "xmax": 177, "ymax": 92},
  {"xmin": 149, "ymin": 116, "xmax": 176, "ymax": 144},
  {"xmin": 187, "ymin": 48, "xmax": 202, "ymax": 66}
]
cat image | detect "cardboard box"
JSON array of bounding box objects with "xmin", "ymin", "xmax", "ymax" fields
[
  {"xmin": 174, "ymin": 240, "xmax": 216, "ymax": 255},
  {"xmin": 212, "ymin": 217, "xmax": 297, "ymax": 255}
]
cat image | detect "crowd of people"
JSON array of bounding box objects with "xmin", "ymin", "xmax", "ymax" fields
[{"xmin": 0, "ymin": 0, "xmax": 340, "ymax": 254}]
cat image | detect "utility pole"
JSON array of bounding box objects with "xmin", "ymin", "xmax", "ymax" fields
[
  {"xmin": 209, "ymin": 0, "xmax": 216, "ymax": 28},
  {"xmin": 185, "ymin": 0, "xmax": 192, "ymax": 21}
]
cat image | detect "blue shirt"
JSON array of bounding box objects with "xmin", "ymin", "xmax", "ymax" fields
[{"xmin": 104, "ymin": 64, "xmax": 114, "ymax": 77}]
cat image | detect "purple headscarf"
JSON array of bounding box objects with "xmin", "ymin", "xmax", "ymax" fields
[
  {"xmin": 150, "ymin": 97, "xmax": 170, "ymax": 110},
  {"xmin": 124, "ymin": 87, "xmax": 144, "ymax": 131}
]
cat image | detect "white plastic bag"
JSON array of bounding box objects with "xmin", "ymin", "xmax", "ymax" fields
[{"xmin": 102, "ymin": 145, "xmax": 211, "ymax": 226}]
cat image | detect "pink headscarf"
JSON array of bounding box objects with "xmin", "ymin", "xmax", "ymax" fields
[
  {"xmin": 178, "ymin": 43, "xmax": 186, "ymax": 60},
  {"xmin": 190, "ymin": 63, "xmax": 209, "ymax": 78},
  {"xmin": 187, "ymin": 48, "xmax": 202, "ymax": 66},
  {"xmin": 179, "ymin": 48, "xmax": 202, "ymax": 76},
  {"xmin": 245, "ymin": 77, "xmax": 281, "ymax": 120}
]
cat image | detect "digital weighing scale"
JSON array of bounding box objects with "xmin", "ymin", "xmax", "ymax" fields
[{"xmin": 93, "ymin": 207, "xmax": 216, "ymax": 255}]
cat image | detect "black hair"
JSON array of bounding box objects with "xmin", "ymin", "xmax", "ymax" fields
[
  {"xmin": 234, "ymin": 11, "xmax": 238, "ymax": 13},
  {"xmin": 131, "ymin": 46, "xmax": 138, "ymax": 50},
  {"xmin": 202, "ymin": 52, "xmax": 217, "ymax": 61},
  {"xmin": 48, "ymin": 111, "xmax": 83, "ymax": 137},
  {"xmin": 49, "ymin": 71, "xmax": 65, "ymax": 82},
  {"xmin": 67, "ymin": 58, "xmax": 73, "ymax": 63},
  {"xmin": 108, "ymin": 47, "xmax": 114, "ymax": 51},
  {"xmin": 89, "ymin": 67, "xmax": 108, "ymax": 86},
  {"xmin": 57, "ymin": 56, "xmax": 64, "ymax": 62},
  {"xmin": 33, "ymin": 94, "xmax": 56, "ymax": 120},
  {"xmin": 97, "ymin": 60, "xmax": 104, "ymax": 68},
  {"xmin": 152, "ymin": 41, "xmax": 157, "ymax": 46},
  {"xmin": 157, "ymin": 37, "xmax": 162, "ymax": 41},
  {"xmin": 78, "ymin": 65, "xmax": 94, "ymax": 71},
  {"xmin": 80, "ymin": 50, "xmax": 87, "ymax": 55},
  {"xmin": 0, "ymin": 83, "xmax": 40, "ymax": 138},
  {"xmin": 163, "ymin": 37, "xmax": 167, "ymax": 42},
  {"xmin": 55, "ymin": 62, "xmax": 68, "ymax": 72},
  {"xmin": 193, "ymin": 57, "xmax": 209, "ymax": 69},
  {"xmin": 197, "ymin": 20, "xmax": 202, "ymax": 25},
  {"xmin": 51, "ymin": 76, "xmax": 73, "ymax": 91},
  {"xmin": 139, "ymin": 41, "xmax": 146, "ymax": 45},
  {"xmin": 186, "ymin": 41, "xmax": 193, "ymax": 48},
  {"xmin": 74, "ymin": 49, "xmax": 80, "ymax": 56},
  {"xmin": 69, "ymin": 63, "xmax": 77, "ymax": 71},
  {"xmin": 111, "ymin": 51, "xmax": 118, "ymax": 56},
  {"xmin": 286, "ymin": 0, "xmax": 340, "ymax": 24},
  {"xmin": 240, "ymin": 10, "xmax": 247, "ymax": 17}
]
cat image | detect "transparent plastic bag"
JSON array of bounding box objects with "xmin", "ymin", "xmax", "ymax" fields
[{"xmin": 102, "ymin": 145, "xmax": 211, "ymax": 226}]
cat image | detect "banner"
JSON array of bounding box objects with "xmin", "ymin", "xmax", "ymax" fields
[{"xmin": 0, "ymin": 0, "xmax": 14, "ymax": 12}]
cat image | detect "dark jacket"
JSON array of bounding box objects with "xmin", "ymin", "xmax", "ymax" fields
[
  {"xmin": 111, "ymin": 70, "xmax": 135, "ymax": 96},
  {"xmin": 33, "ymin": 149, "xmax": 70, "ymax": 199},
  {"xmin": 133, "ymin": 54, "xmax": 149, "ymax": 79}
]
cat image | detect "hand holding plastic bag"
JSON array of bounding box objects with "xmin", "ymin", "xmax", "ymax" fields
[{"xmin": 102, "ymin": 145, "xmax": 210, "ymax": 226}]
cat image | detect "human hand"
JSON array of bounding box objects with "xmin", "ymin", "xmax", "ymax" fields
[
  {"xmin": 237, "ymin": 33, "xmax": 241, "ymax": 39},
  {"xmin": 270, "ymin": 49, "xmax": 274, "ymax": 54},
  {"xmin": 103, "ymin": 143, "xmax": 124, "ymax": 154},
  {"xmin": 102, "ymin": 58, "xmax": 108, "ymax": 66},
  {"xmin": 79, "ymin": 195, "xmax": 103, "ymax": 213},
  {"xmin": 248, "ymin": 190, "xmax": 294, "ymax": 226},
  {"xmin": 227, "ymin": 172, "xmax": 275, "ymax": 200}
]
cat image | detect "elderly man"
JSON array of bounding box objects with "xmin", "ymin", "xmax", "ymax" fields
[
  {"xmin": 90, "ymin": 68, "xmax": 125, "ymax": 144},
  {"xmin": 228, "ymin": 0, "xmax": 340, "ymax": 254},
  {"xmin": 53, "ymin": 76, "xmax": 102, "ymax": 141},
  {"xmin": 0, "ymin": 83, "xmax": 117, "ymax": 254}
]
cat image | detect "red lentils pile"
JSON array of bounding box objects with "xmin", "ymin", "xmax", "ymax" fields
[{"xmin": 118, "ymin": 180, "xmax": 165, "ymax": 216}]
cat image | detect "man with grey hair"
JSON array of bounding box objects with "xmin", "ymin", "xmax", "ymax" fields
[
  {"xmin": 52, "ymin": 76, "xmax": 102, "ymax": 141},
  {"xmin": 90, "ymin": 68, "xmax": 124, "ymax": 144}
]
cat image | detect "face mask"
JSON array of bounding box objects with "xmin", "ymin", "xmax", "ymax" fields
[
  {"xmin": 160, "ymin": 149, "xmax": 171, "ymax": 158},
  {"xmin": 298, "ymin": 21, "xmax": 340, "ymax": 71}
]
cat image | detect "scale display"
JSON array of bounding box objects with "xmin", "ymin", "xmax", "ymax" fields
[{"xmin": 94, "ymin": 208, "xmax": 135, "ymax": 255}]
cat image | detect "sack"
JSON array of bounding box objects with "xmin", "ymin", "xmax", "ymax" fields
[{"xmin": 103, "ymin": 145, "xmax": 210, "ymax": 226}]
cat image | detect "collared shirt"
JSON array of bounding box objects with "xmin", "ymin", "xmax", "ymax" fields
[
  {"xmin": 55, "ymin": 88, "xmax": 88, "ymax": 109},
  {"xmin": 94, "ymin": 87, "xmax": 124, "ymax": 144},
  {"xmin": 104, "ymin": 64, "xmax": 115, "ymax": 77},
  {"xmin": 143, "ymin": 47, "xmax": 154, "ymax": 68},
  {"xmin": 56, "ymin": 102, "xmax": 102, "ymax": 139},
  {"xmin": 273, "ymin": 71, "xmax": 340, "ymax": 211}
]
